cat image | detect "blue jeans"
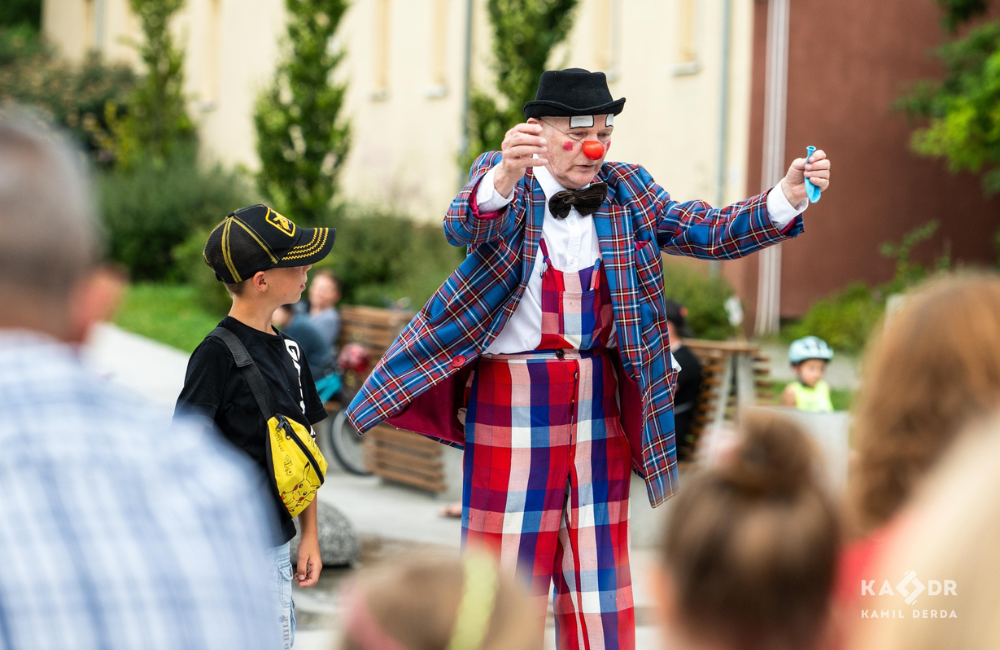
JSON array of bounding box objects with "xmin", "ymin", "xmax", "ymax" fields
[{"xmin": 266, "ymin": 542, "xmax": 295, "ymax": 648}]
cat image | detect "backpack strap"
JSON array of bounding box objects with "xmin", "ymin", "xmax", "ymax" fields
[{"xmin": 208, "ymin": 326, "xmax": 277, "ymax": 420}]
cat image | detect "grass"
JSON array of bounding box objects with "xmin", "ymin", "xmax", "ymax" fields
[
  {"xmin": 113, "ymin": 283, "xmax": 226, "ymax": 353},
  {"xmin": 759, "ymin": 381, "xmax": 855, "ymax": 412}
]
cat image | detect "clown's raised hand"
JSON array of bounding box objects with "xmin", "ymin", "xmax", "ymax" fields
[
  {"xmin": 494, "ymin": 122, "xmax": 549, "ymax": 198},
  {"xmin": 780, "ymin": 149, "xmax": 831, "ymax": 206}
]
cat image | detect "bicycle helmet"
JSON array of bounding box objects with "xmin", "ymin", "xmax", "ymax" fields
[{"xmin": 788, "ymin": 336, "xmax": 834, "ymax": 365}]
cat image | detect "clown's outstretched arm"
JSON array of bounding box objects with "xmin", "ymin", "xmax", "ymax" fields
[
  {"xmin": 444, "ymin": 123, "xmax": 548, "ymax": 247},
  {"xmin": 652, "ymin": 150, "xmax": 831, "ymax": 260}
]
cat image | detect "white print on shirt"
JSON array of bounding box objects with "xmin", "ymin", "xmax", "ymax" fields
[{"xmin": 283, "ymin": 339, "xmax": 307, "ymax": 415}]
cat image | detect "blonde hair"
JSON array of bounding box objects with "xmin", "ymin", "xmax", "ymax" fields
[
  {"xmin": 337, "ymin": 553, "xmax": 542, "ymax": 650},
  {"xmin": 850, "ymin": 273, "xmax": 1000, "ymax": 533},
  {"xmin": 853, "ymin": 417, "xmax": 1000, "ymax": 650},
  {"xmin": 662, "ymin": 411, "xmax": 840, "ymax": 650}
]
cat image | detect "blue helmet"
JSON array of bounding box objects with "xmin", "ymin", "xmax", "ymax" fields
[{"xmin": 789, "ymin": 336, "xmax": 834, "ymax": 365}]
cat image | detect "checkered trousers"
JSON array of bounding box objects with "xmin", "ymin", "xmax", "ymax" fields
[{"xmin": 462, "ymin": 349, "xmax": 634, "ymax": 650}]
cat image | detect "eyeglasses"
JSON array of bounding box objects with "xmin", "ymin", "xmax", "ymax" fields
[{"xmin": 540, "ymin": 118, "xmax": 613, "ymax": 144}]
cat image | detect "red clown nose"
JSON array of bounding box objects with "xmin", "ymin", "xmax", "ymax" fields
[{"xmin": 582, "ymin": 141, "xmax": 605, "ymax": 160}]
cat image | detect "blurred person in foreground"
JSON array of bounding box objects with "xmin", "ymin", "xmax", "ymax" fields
[
  {"xmin": 664, "ymin": 299, "xmax": 703, "ymax": 461},
  {"xmin": 346, "ymin": 67, "xmax": 832, "ymax": 649},
  {"xmin": 0, "ymin": 114, "xmax": 280, "ymax": 648},
  {"xmin": 338, "ymin": 554, "xmax": 542, "ymax": 650},
  {"xmin": 654, "ymin": 411, "xmax": 840, "ymax": 650},
  {"xmin": 837, "ymin": 274, "xmax": 1000, "ymax": 617},
  {"xmin": 852, "ymin": 417, "xmax": 1000, "ymax": 649}
]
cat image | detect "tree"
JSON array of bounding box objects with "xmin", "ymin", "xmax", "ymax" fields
[
  {"xmin": 110, "ymin": 0, "xmax": 194, "ymax": 168},
  {"xmin": 0, "ymin": 0, "xmax": 41, "ymax": 30},
  {"xmin": 899, "ymin": 1, "xmax": 1000, "ymax": 193},
  {"xmin": 462, "ymin": 0, "xmax": 579, "ymax": 172},
  {"xmin": 254, "ymin": 0, "xmax": 350, "ymax": 226}
]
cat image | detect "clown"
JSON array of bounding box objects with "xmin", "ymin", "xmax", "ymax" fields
[{"xmin": 347, "ymin": 68, "xmax": 831, "ymax": 650}]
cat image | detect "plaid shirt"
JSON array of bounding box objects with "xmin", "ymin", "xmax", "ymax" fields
[
  {"xmin": 0, "ymin": 334, "xmax": 280, "ymax": 650},
  {"xmin": 347, "ymin": 152, "xmax": 803, "ymax": 507}
]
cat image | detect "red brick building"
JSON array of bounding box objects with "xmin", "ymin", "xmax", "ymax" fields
[{"xmin": 724, "ymin": 0, "xmax": 1000, "ymax": 324}]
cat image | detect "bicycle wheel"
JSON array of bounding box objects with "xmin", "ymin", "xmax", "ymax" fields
[{"xmin": 328, "ymin": 409, "xmax": 372, "ymax": 476}]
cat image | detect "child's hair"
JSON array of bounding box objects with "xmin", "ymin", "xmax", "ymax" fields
[
  {"xmin": 224, "ymin": 280, "xmax": 247, "ymax": 297},
  {"xmin": 850, "ymin": 273, "xmax": 1000, "ymax": 533},
  {"xmin": 338, "ymin": 553, "xmax": 542, "ymax": 650},
  {"xmin": 662, "ymin": 410, "xmax": 840, "ymax": 650}
]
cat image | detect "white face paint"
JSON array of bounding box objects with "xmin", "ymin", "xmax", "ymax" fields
[
  {"xmin": 569, "ymin": 115, "xmax": 595, "ymax": 128},
  {"xmin": 606, "ymin": 114, "xmax": 614, "ymax": 127}
]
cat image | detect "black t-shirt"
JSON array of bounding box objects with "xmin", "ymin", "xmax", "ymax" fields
[
  {"xmin": 672, "ymin": 344, "xmax": 704, "ymax": 411},
  {"xmin": 175, "ymin": 316, "xmax": 327, "ymax": 544}
]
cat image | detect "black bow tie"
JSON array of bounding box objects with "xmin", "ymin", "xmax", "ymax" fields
[{"xmin": 548, "ymin": 183, "xmax": 608, "ymax": 219}]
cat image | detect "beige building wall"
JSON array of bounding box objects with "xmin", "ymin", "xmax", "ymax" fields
[{"xmin": 42, "ymin": 0, "xmax": 755, "ymax": 220}]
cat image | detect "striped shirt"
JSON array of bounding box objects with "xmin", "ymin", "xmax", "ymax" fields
[{"xmin": 0, "ymin": 333, "xmax": 280, "ymax": 649}]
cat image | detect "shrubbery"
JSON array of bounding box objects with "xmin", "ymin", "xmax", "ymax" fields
[
  {"xmin": 783, "ymin": 284, "xmax": 884, "ymax": 355},
  {"xmin": 662, "ymin": 262, "xmax": 738, "ymax": 340},
  {"xmin": 100, "ymin": 150, "xmax": 258, "ymax": 281},
  {"xmin": 0, "ymin": 26, "xmax": 135, "ymax": 164},
  {"xmin": 783, "ymin": 220, "xmax": 951, "ymax": 355},
  {"xmin": 324, "ymin": 206, "xmax": 465, "ymax": 309}
]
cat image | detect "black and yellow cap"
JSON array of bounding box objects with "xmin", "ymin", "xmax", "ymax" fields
[{"xmin": 203, "ymin": 204, "xmax": 336, "ymax": 283}]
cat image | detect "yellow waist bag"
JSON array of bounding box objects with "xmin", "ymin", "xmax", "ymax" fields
[{"xmin": 210, "ymin": 327, "xmax": 328, "ymax": 518}]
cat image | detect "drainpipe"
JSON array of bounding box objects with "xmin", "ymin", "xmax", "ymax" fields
[
  {"xmin": 458, "ymin": 0, "xmax": 474, "ymax": 190},
  {"xmin": 94, "ymin": 0, "xmax": 106, "ymax": 52},
  {"xmin": 710, "ymin": 0, "xmax": 733, "ymax": 278},
  {"xmin": 754, "ymin": 0, "xmax": 790, "ymax": 336}
]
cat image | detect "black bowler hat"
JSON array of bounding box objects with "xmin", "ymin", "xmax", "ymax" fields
[
  {"xmin": 203, "ymin": 204, "xmax": 336, "ymax": 283},
  {"xmin": 523, "ymin": 68, "xmax": 626, "ymax": 120}
]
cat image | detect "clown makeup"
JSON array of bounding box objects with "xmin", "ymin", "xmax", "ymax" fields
[{"xmin": 540, "ymin": 117, "xmax": 614, "ymax": 145}]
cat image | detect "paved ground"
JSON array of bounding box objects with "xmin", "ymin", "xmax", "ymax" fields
[{"xmin": 83, "ymin": 323, "xmax": 666, "ymax": 649}]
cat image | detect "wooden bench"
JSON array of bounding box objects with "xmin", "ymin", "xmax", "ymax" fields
[
  {"xmin": 684, "ymin": 339, "xmax": 774, "ymax": 454},
  {"xmin": 324, "ymin": 306, "xmax": 449, "ymax": 493},
  {"xmin": 330, "ymin": 315, "xmax": 773, "ymax": 489}
]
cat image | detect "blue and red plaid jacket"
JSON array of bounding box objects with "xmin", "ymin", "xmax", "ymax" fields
[{"xmin": 347, "ymin": 151, "xmax": 803, "ymax": 507}]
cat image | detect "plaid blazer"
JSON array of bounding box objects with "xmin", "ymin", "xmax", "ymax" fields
[{"xmin": 347, "ymin": 151, "xmax": 803, "ymax": 507}]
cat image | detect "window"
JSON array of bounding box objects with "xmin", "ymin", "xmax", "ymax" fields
[
  {"xmin": 200, "ymin": 0, "xmax": 222, "ymax": 109},
  {"xmin": 372, "ymin": 0, "xmax": 391, "ymax": 100},
  {"xmin": 595, "ymin": 0, "xmax": 621, "ymax": 81},
  {"xmin": 674, "ymin": 0, "xmax": 701, "ymax": 76},
  {"xmin": 425, "ymin": 0, "xmax": 449, "ymax": 97}
]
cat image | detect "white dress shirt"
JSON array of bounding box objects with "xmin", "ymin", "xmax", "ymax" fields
[{"xmin": 478, "ymin": 164, "xmax": 806, "ymax": 354}]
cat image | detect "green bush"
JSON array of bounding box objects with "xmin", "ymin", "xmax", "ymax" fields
[
  {"xmin": 325, "ymin": 206, "xmax": 465, "ymax": 309},
  {"xmin": 172, "ymin": 226, "xmax": 233, "ymax": 314},
  {"xmin": 662, "ymin": 262, "xmax": 738, "ymax": 340},
  {"xmin": 784, "ymin": 283, "xmax": 884, "ymax": 356},
  {"xmin": 100, "ymin": 150, "xmax": 258, "ymax": 281},
  {"xmin": 0, "ymin": 26, "xmax": 135, "ymax": 164}
]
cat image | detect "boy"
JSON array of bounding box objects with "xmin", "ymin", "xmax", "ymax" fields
[
  {"xmin": 781, "ymin": 336, "xmax": 835, "ymax": 412},
  {"xmin": 175, "ymin": 204, "xmax": 335, "ymax": 648}
]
